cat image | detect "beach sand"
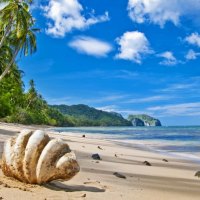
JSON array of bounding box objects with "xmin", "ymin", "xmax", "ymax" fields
[{"xmin": 0, "ymin": 122, "xmax": 200, "ymax": 200}]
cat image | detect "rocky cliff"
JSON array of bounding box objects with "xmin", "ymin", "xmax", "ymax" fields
[{"xmin": 128, "ymin": 114, "xmax": 162, "ymax": 127}]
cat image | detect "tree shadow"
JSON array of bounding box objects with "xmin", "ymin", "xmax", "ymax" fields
[{"xmin": 44, "ymin": 181, "xmax": 105, "ymax": 193}]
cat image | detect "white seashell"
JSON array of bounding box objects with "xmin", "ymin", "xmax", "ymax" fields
[{"xmin": 2, "ymin": 130, "xmax": 80, "ymax": 184}]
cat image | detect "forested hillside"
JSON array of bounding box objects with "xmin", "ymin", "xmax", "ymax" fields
[{"xmin": 50, "ymin": 104, "xmax": 132, "ymax": 126}]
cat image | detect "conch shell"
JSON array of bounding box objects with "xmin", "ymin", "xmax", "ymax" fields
[{"xmin": 1, "ymin": 129, "xmax": 80, "ymax": 184}]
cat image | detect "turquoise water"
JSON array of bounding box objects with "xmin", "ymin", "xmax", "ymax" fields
[{"xmin": 52, "ymin": 126, "xmax": 200, "ymax": 162}]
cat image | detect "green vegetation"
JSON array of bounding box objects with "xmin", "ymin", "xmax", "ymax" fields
[
  {"xmin": 128, "ymin": 114, "xmax": 162, "ymax": 126},
  {"xmin": 0, "ymin": 76, "xmax": 75, "ymax": 126},
  {"xmin": 51, "ymin": 104, "xmax": 132, "ymax": 126}
]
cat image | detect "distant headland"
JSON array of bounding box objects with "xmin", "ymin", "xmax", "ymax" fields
[{"xmin": 128, "ymin": 114, "xmax": 162, "ymax": 127}]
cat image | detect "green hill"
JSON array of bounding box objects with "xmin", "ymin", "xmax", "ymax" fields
[{"xmin": 50, "ymin": 104, "xmax": 132, "ymax": 127}]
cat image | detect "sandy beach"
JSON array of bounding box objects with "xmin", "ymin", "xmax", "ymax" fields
[{"xmin": 0, "ymin": 123, "xmax": 200, "ymax": 200}]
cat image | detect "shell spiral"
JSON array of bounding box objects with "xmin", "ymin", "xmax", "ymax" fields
[{"xmin": 1, "ymin": 129, "xmax": 80, "ymax": 184}]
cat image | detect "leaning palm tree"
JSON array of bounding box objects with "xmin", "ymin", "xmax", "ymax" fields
[
  {"xmin": 0, "ymin": 27, "xmax": 38, "ymax": 81},
  {"xmin": 0, "ymin": 0, "xmax": 38, "ymax": 82}
]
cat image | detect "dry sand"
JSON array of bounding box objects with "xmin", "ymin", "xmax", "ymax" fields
[{"xmin": 0, "ymin": 122, "xmax": 200, "ymax": 200}]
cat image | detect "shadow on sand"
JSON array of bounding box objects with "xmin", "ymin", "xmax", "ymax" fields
[{"xmin": 44, "ymin": 181, "xmax": 105, "ymax": 193}]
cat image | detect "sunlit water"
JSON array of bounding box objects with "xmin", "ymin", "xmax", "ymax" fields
[{"xmin": 51, "ymin": 126, "xmax": 200, "ymax": 162}]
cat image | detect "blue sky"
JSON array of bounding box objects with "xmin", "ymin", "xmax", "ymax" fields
[{"xmin": 17, "ymin": 0, "xmax": 200, "ymax": 125}]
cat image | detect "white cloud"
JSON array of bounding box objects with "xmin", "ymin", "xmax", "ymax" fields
[
  {"xmin": 47, "ymin": 96, "xmax": 72, "ymax": 105},
  {"xmin": 116, "ymin": 109, "xmax": 153, "ymax": 117},
  {"xmin": 158, "ymin": 51, "xmax": 178, "ymax": 66},
  {"xmin": 185, "ymin": 33, "xmax": 200, "ymax": 47},
  {"xmin": 148, "ymin": 102, "xmax": 200, "ymax": 116},
  {"xmin": 128, "ymin": 0, "xmax": 200, "ymax": 27},
  {"xmin": 84, "ymin": 93, "xmax": 129, "ymax": 104},
  {"xmin": 96, "ymin": 105, "xmax": 153, "ymax": 117},
  {"xmin": 69, "ymin": 36, "xmax": 112, "ymax": 57},
  {"xmin": 51, "ymin": 70, "xmax": 138, "ymax": 81},
  {"xmin": 115, "ymin": 31, "xmax": 153, "ymax": 63},
  {"xmin": 161, "ymin": 83, "xmax": 196, "ymax": 92},
  {"xmin": 112, "ymin": 70, "xmax": 138, "ymax": 79},
  {"xmin": 185, "ymin": 49, "xmax": 200, "ymax": 60},
  {"xmin": 43, "ymin": 0, "xmax": 109, "ymax": 37},
  {"xmin": 96, "ymin": 105, "xmax": 118, "ymax": 112},
  {"xmin": 125, "ymin": 95, "xmax": 172, "ymax": 103}
]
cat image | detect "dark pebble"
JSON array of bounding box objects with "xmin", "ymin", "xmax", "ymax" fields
[
  {"xmin": 92, "ymin": 153, "xmax": 101, "ymax": 160},
  {"xmin": 162, "ymin": 159, "xmax": 168, "ymax": 162},
  {"xmin": 143, "ymin": 161, "xmax": 151, "ymax": 166},
  {"xmin": 113, "ymin": 172, "xmax": 126, "ymax": 179},
  {"xmin": 195, "ymin": 171, "xmax": 200, "ymax": 177},
  {"xmin": 98, "ymin": 146, "xmax": 103, "ymax": 150},
  {"xmin": 3, "ymin": 183, "xmax": 10, "ymax": 188}
]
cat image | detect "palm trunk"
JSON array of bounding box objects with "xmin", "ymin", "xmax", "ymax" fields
[
  {"xmin": 0, "ymin": 31, "xmax": 7, "ymax": 49},
  {"xmin": 0, "ymin": 45, "xmax": 20, "ymax": 82},
  {"xmin": 0, "ymin": 22, "xmax": 12, "ymax": 49},
  {"xmin": 26, "ymin": 96, "xmax": 36, "ymax": 110}
]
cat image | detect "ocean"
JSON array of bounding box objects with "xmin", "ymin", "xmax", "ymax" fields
[{"xmin": 51, "ymin": 126, "xmax": 200, "ymax": 163}]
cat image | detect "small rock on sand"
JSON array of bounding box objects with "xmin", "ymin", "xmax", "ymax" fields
[
  {"xmin": 82, "ymin": 135, "xmax": 86, "ymax": 138},
  {"xmin": 92, "ymin": 154, "xmax": 101, "ymax": 160},
  {"xmin": 98, "ymin": 146, "xmax": 103, "ymax": 150},
  {"xmin": 3, "ymin": 183, "xmax": 10, "ymax": 188},
  {"xmin": 143, "ymin": 161, "xmax": 151, "ymax": 166},
  {"xmin": 195, "ymin": 171, "xmax": 200, "ymax": 177},
  {"xmin": 162, "ymin": 159, "xmax": 168, "ymax": 162},
  {"xmin": 81, "ymin": 194, "xmax": 87, "ymax": 197},
  {"xmin": 113, "ymin": 172, "xmax": 126, "ymax": 179}
]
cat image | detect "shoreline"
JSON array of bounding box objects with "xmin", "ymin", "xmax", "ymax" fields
[
  {"xmin": 113, "ymin": 139, "xmax": 200, "ymax": 164},
  {"xmin": 48, "ymin": 127, "xmax": 200, "ymax": 164},
  {"xmin": 0, "ymin": 123, "xmax": 200, "ymax": 200}
]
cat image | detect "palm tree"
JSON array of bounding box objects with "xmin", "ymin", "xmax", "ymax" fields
[
  {"xmin": 0, "ymin": 28, "xmax": 37, "ymax": 81},
  {"xmin": 0, "ymin": 0, "xmax": 33, "ymax": 48},
  {"xmin": 25, "ymin": 79, "xmax": 38, "ymax": 110},
  {"xmin": 0, "ymin": 0, "xmax": 38, "ymax": 82}
]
